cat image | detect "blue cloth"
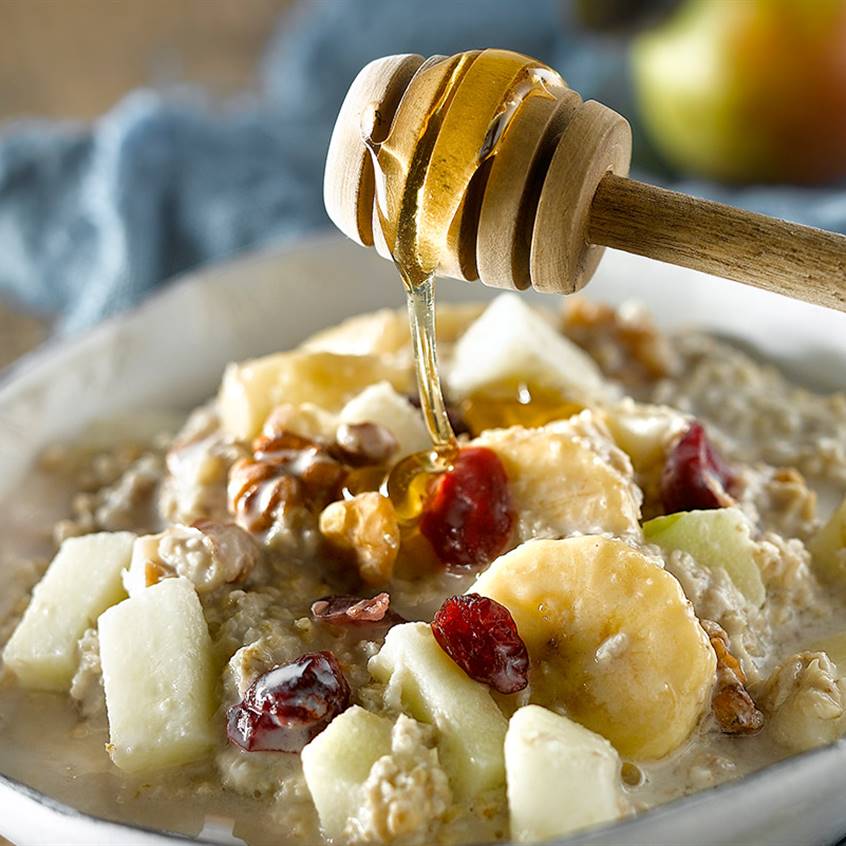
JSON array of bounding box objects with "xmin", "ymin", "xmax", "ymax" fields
[{"xmin": 1, "ymin": 0, "xmax": 844, "ymax": 331}]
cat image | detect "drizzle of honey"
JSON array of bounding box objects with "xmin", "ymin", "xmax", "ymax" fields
[
  {"xmin": 361, "ymin": 50, "xmax": 564, "ymax": 521},
  {"xmin": 460, "ymin": 381, "xmax": 583, "ymax": 436}
]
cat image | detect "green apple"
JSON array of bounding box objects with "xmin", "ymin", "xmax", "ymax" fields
[
  {"xmin": 301, "ymin": 706, "xmax": 394, "ymax": 840},
  {"xmin": 505, "ymin": 705, "xmax": 627, "ymax": 842},
  {"xmin": 98, "ymin": 577, "xmax": 217, "ymax": 773},
  {"xmin": 3, "ymin": 532, "xmax": 135, "ymax": 691},
  {"xmin": 808, "ymin": 495, "xmax": 846, "ymax": 583},
  {"xmin": 643, "ymin": 507, "xmax": 765, "ymax": 606},
  {"xmin": 632, "ymin": 0, "xmax": 846, "ymax": 183},
  {"xmin": 368, "ymin": 622, "xmax": 507, "ymax": 798}
]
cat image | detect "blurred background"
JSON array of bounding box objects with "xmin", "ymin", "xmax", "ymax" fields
[{"xmin": 1, "ymin": 0, "xmax": 845, "ymax": 370}]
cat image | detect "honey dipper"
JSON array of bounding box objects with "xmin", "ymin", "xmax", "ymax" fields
[{"xmin": 324, "ymin": 49, "xmax": 846, "ymax": 311}]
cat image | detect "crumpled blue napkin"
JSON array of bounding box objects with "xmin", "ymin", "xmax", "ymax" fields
[{"xmin": 1, "ymin": 0, "xmax": 844, "ymax": 332}]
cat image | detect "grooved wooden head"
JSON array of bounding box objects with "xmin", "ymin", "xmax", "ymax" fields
[{"xmin": 324, "ymin": 49, "xmax": 632, "ymax": 294}]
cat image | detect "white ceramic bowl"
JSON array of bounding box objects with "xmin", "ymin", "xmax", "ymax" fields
[{"xmin": 1, "ymin": 236, "xmax": 845, "ymax": 846}]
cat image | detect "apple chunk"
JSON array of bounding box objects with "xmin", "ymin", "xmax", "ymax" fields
[
  {"xmin": 506, "ymin": 705, "xmax": 628, "ymax": 843},
  {"xmin": 448, "ymin": 294, "xmax": 610, "ymax": 404},
  {"xmin": 644, "ymin": 507, "xmax": 765, "ymax": 606},
  {"xmin": 301, "ymin": 706, "xmax": 394, "ymax": 840},
  {"xmin": 368, "ymin": 622, "xmax": 506, "ymax": 798},
  {"xmin": 3, "ymin": 532, "xmax": 135, "ymax": 691},
  {"xmin": 98, "ymin": 577, "xmax": 217, "ymax": 773},
  {"xmin": 808, "ymin": 495, "xmax": 846, "ymax": 583}
]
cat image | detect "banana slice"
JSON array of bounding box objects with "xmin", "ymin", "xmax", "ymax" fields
[
  {"xmin": 301, "ymin": 303, "xmax": 486, "ymax": 357},
  {"xmin": 472, "ymin": 536, "xmax": 716, "ymax": 759},
  {"xmin": 219, "ymin": 350, "xmax": 410, "ymax": 440},
  {"xmin": 472, "ymin": 412, "xmax": 642, "ymax": 541}
]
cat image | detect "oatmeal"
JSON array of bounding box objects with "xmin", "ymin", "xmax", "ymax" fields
[{"xmin": 1, "ymin": 296, "xmax": 846, "ymax": 845}]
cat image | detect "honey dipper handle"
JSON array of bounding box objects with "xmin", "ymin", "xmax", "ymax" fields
[{"xmin": 588, "ymin": 172, "xmax": 846, "ymax": 312}]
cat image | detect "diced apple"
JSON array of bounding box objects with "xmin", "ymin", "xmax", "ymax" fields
[
  {"xmin": 809, "ymin": 495, "xmax": 846, "ymax": 582},
  {"xmin": 644, "ymin": 507, "xmax": 765, "ymax": 606},
  {"xmin": 339, "ymin": 381, "xmax": 430, "ymax": 458},
  {"xmin": 122, "ymin": 533, "xmax": 161, "ymax": 597},
  {"xmin": 301, "ymin": 706, "xmax": 394, "ymax": 839},
  {"xmin": 505, "ymin": 705, "xmax": 628, "ymax": 843},
  {"xmin": 219, "ymin": 350, "xmax": 411, "ymax": 440},
  {"xmin": 3, "ymin": 532, "xmax": 135, "ymax": 691},
  {"xmin": 368, "ymin": 622, "xmax": 506, "ymax": 798},
  {"xmin": 448, "ymin": 294, "xmax": 610, "ymax": 403},
  {"xmin": 98, "ymin": 577, "xmax": 216, "ymax": 773},
  {"xmin": 604, "ymin": 399, "xmax": 689, "ymax": 472}
]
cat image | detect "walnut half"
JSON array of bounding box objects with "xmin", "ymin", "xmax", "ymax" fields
[
  {"xmin": 319, "ymin": 493, "xmax": 400, "ymax": 585},
  {"xmin": 702, "ymin": 619, "xmax": 764, "ymax": 735}
]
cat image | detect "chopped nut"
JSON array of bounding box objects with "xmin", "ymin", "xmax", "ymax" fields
[
  {"xmin": 562, "ymin": 298, "xmax": 680, "ymax": 384},
  {"xmin": 334, "ymin": 421, "xmax": 399, "ymax": 466},
  {"xmin": 319, "ymin": 493, "xmax": 400, "ymax": 585},
  {"xmin": 759, "ymin": 651, "xmax": 846, "ymax": 752},
  {"xmin": 228, "ymin": 456, "xmax": 305, "ymax": 533},
  {"xmin": 702, "ymin": 619, "xmax": 764, "ymax": 735},
  {"xmin": 130, "ymin": 522, "xmax": 260, "ymax": 594}
]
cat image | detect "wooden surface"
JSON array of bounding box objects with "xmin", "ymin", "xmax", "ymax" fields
[
  {"xmin": 589, "ymin": 173, "xmax": 846, "ymax": 311},
  {"xmin": 0, "ymin": 0, "xmax": 295, "ymax": 369},
  {"xmin": 0, "ymin": 0, "xmax": 292, "ymax": 121}
]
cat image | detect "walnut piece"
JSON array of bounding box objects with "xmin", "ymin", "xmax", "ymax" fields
[
  {"xmin": 319, "ymin": 493, "xmax": 400, "ymax": 585},
  {"xmin": 759, "ymin": 651, "xmax": 846, "ymax": 752},
  {"xmin": 228, "ymin": 430, "xmax": 346, "ymax": 539},
  {"xmin": 334, "ymin": 422, "xmax": 399, "ymax": 466},
  {"xmin": 562, "ymin": 298, "xmax": 680, "ymax": 384},
  {"xmin": 702, "ymin": 619, "xmax": 764, "ymax": 735},
  {"xmin": 131, "ymin": 522, "xmax": 260, "ymax": 594}
]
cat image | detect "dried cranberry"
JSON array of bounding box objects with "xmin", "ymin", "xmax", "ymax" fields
[
  {"xmin": 226, "ymin": 651, "xmax": 350, "ymax": 752},
  {"xmin": 432, "ymin": 594, "xmax": 529, "ymax": 694},
  {"xmin": 661, "ymin": 422, "xmax": 735, "ymax": 514},
  {"xmin": 420, "ymin": 447, "xmax": 513, "ymax": 571},
  {"xmin": 310, "ymin": 593, "xmax": 406, "ymax": 627}
]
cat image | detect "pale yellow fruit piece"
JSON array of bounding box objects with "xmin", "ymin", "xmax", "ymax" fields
[
  {"xmin": 339, "ymin": 381, "xmax": 430, "ymax": 458},
  {"xmin": 219, "ymin": 350, "xmax": 410, "ymax": 440},
  {"xmin": 301, "ymin": 706, "xmax": 394, "ymax": 840},
  {"xmin": 3, "ymin": 532, "xmax": 135, "ymax": 691},
  {"xmin": 473, "ymin": 412, "xmax": 642, "ymax": 541},
  {"xmin": 301, "ymin": 303, "xmax": 485, "ymax": 356},
  {"xmin": 808, "ymin": 495, "xmax": 846, "ymax": 583},
  {"xmin": 472, "ymin": 537, "xmax": 716, "ymax": 759},
  {"xmin": 603, "ymin": 399, "xmax": 689, "ymax": 472},
  {"xmin": 448, "ymin": 294, "xmax": 612, "ymax": 404},
  {"xmin": 643, "ymin": 508, "xmax": 766, "ymax": 607},
  {"xmin": 506, "ymin": 705, "xmax": 628, "ymax": 843},
  {"xmin": 98, "ymin": 578, "xmax": 216, "ymax": 773},
  {"xmin": 368, "ymin": 622, "xmax": 507, "ymax": 798}
]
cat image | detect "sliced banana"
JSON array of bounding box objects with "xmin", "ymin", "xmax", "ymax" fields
[
  {"xmin": 473, "ymin": 411, "xmax": 642, "ymax": 541},
  {"xmin": 301, "ymin": 303, "xmax": 486, "ymax": 357},
  {"xmin": 472, "ymin": 536, "xmax": 716, "ymax": 759}
]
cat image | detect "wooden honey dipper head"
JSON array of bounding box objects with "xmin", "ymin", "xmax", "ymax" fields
[{"xmin": 325, "ymin": 49, "xmax": 846, "ymax": 310}]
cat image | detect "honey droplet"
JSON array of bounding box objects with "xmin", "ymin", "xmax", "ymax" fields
[
  {"xmin": 385, "ymin": 444, "xmax": 457, "ymax": 524},
  {"xmin": 460, "ymin": 380, "xmax": 583, "ymax": 435}
]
